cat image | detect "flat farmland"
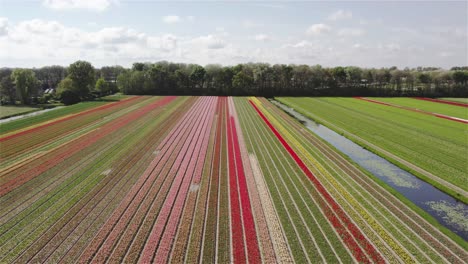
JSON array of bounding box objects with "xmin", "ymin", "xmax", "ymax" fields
[
  {"xmin": 0, "ymin": 105, "xmax": 40, "ymax": 119},
  {"xmin": 0, "ymin": 96, "xmax": 466, "ymax": 263},
  {"xmin": 277, "ymin": 97, "xmax": 468, "ymax": 201}
]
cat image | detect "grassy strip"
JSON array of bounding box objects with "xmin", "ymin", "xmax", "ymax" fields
[
  {"xmin": 377, "ymin": 98, "xmax": 467, "ymax": 119},
  {"xmin": 0, "ymin": 106, "xmax": 43, "ymax": 119},
  {"xmin": 438, "ymin": 98, "xmax": 468, "ymax": 104},
  {"xmin": 0, "ymin": 101, "xmax": 107, "ymax": 134}
]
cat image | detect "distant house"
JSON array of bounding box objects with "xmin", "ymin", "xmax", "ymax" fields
[{"xmin": 44, "ymin": 88, "xmax": 56, "ymax": 95}]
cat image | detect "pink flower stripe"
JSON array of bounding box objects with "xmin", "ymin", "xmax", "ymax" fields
[
  {"xmin": 0, "ymin": 96, "xmax": 176, "ymax": 197},
  {"xmin": 138, "ymin": 97, "xmax": 215, "ymax": 263},
  {"xmin": 226, "ymin": 103, "xmax": 261, "ymax": 264},
  {"xmin": 413, "ymin": 97, "xmax": 468, "ymax": 107},
  {"xmin": 249, "ymin": 100, "xmax": 385, "ymax": 264},
  {"xmin": 354, "ymin": 97, "xmax": 468, "ymax": 124},
  {"xmin": 92, "ymin": 98, "xmax": 210, "ymax": 263},
  {"xmin": 153, "ymin": 97, "xmax": 216, "ymax": 263},
  {"xmin": 78, "ymin": 97, "xmax": 203, "ymax": 263},
  {"xmin": 0, "ymin": 96, "xmax": 142, "ymax": 142}
]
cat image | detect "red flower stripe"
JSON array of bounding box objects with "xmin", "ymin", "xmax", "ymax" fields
[
  {"xmin": 226, "ymin": 104, "xmax": 261, "ymax": 264},
  {"xmin": 354, "ymin": 97, "xmax": 468, "ymax": 124},
  {"xmin": 249, "ymin": 100, "xmax": 385, "ymax": 264},
  {"xmin": 0, "ymin": 96, "xmax": 141, "ymax": 142},
  {"xmin": 413, "ymin": 97, "xmax": 468, "ymax": 107},
  {"xmin": 226, "ymin": 102, "xmax": 246, "ymax": 263},
  {"xmin": 0, "ymin": 96, "xmax": 176, "ymax": 197}
]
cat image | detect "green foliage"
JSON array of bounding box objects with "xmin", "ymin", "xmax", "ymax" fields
[
  {"xmin": 11, "ymin": 69, "xmax": 38, "ymax": 105},
  {"xmin": 452, "ymin": 71, "xmax": 468, "ymax": 85},
  {"xmin": 332, "ymin": 67, "xmax": 347, "ymax": 84},
  {"xmin": 232, "ymin": 71, "xmax": 253, "ymax": 94},
  {"xmin": 95, "ymin": 77, "xmax": 110, "ymax": 95},
  {"xmin": 0, "ymin": 75, "xmax": 15, "ymax": 104},
  {"xmin": 190, "ymin": 65, "xmax": 206, "ymax": 90},
  {"xmin": 68, "ymin": 60, "xmax": 95, "ymax": 99},
  {"xmin": 418, "ymin": 73, "xmax": 431, "ymax": 84},
  {"xmin": 60, "ymin": 89, "xmax": 81, "ymax": 105}
]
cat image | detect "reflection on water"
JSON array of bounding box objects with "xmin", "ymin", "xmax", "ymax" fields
[{"xmin": 271, "ymin": 99, "xmax": 468, "ymax": 240}]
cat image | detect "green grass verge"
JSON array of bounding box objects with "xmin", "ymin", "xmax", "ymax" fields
[
  {"xmin": 0, "ymin": 101, "xmax": 108, "ymax": 135},
  {"xmin": 438, "ymin": 98, "xmax": 468, "ymax": 104},
  {"xmin": 0, "ymin": 105, "xmax": 42, "ymax": 119},
  {"xmin": 369, "ymin": 97, "xmax": 467, "ymax": 119}
]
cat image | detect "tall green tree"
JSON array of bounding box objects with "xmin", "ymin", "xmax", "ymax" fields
[
  {"xmin": 11, "ymin": 69, "xmax": 38, "ymax": 105},
  {"xmin": 95, "ymin": 77, "xmax": 110, "ymax": 95},
  {"xmin": 0, "ymin": 75, "xmax": 15, "ymax": 104},
  {"xmin": 190, "ymin": 65, "xmax": 206, "ymax": 92},
  {"xmin": 68, "ymin": 60, "xmax": 95, "ymax": 99}
]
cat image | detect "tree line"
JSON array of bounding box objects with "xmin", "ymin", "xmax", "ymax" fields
[{"xmin": 1, "ymin": 61, "xmax": 467, "ymax": 105}]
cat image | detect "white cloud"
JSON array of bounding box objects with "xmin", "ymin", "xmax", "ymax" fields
[
  {"xmin": 42, "ymin": 0, "xmax": 113, "ymax": 11},
  {"xmin": 162, "ymin": 15, "xmax": 195, "ymax": 24},
  {"xmin": 328, "ymin": 10, "xmax": 352, "ymax": 21},
  {"xmin": 92, "ymin": 27, "xmax": 146, "ymax": 45},
  {"xmin": 162, "ymin": 15, "xmax": 181, "ymax": 24},
  {"xmin": 337, "ymin": 28, "xmax": 365, "ymax": 37},
  {"xmin": 0, "ymin": 17, "xmax": 9, "ymax": 36},
  {"xmin": 286, "ymin": 40, "xmax": 314, "ymax": 49},
  {"xmin": 306, "ymin": 24, "xmax": 331, "ymax": 35},
  {"xmin": 254, "ymin": 34, "xmax": 270, "ymax": 41},
  {"xmin": 147, "ymin": 34, "xmax": 178, "ymax": 52},
  {"xmin": 190, "ymin": 35, "xmax": 226, "ymax": 49}
]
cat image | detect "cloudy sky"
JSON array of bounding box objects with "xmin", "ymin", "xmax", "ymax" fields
[{"xmin": 0, "ymin": 0, "xmax": 466, "ymax": 68}]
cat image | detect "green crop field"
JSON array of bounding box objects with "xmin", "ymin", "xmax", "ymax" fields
[
  {"xmin": 277, "ymin": 97, "xmax": 468, "ymax": 200},
  {"xmin": 0, "ymin": 105, "xmax": 40, "ymax": 119},
  {"xmin": 366, "ymin": 98, "xmax": 468, "ymax": 119},
  {"xmin": 438, "ymin": 98, "xmax": 468, "ymax": 104}
]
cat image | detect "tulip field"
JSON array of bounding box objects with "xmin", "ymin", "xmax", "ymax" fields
[
  {"xmin": 277, "ymin": 97, "xmax": 468, "ymax": 202},
  {"xmin": 0, "ymin": 96, "xmax": 467, "ymax": 263}
]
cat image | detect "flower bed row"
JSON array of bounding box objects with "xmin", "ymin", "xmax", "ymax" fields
[
  {"xmin": 249, "ymin": 98, "xmax": 384, "ymax": 263},
  {"xmin": 226, "ymin": 100, "xmax": 261, "ymax": 263},
  {"xmin": 0, "ymin": 97, "xmax": 177, "ymax": 197}
]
